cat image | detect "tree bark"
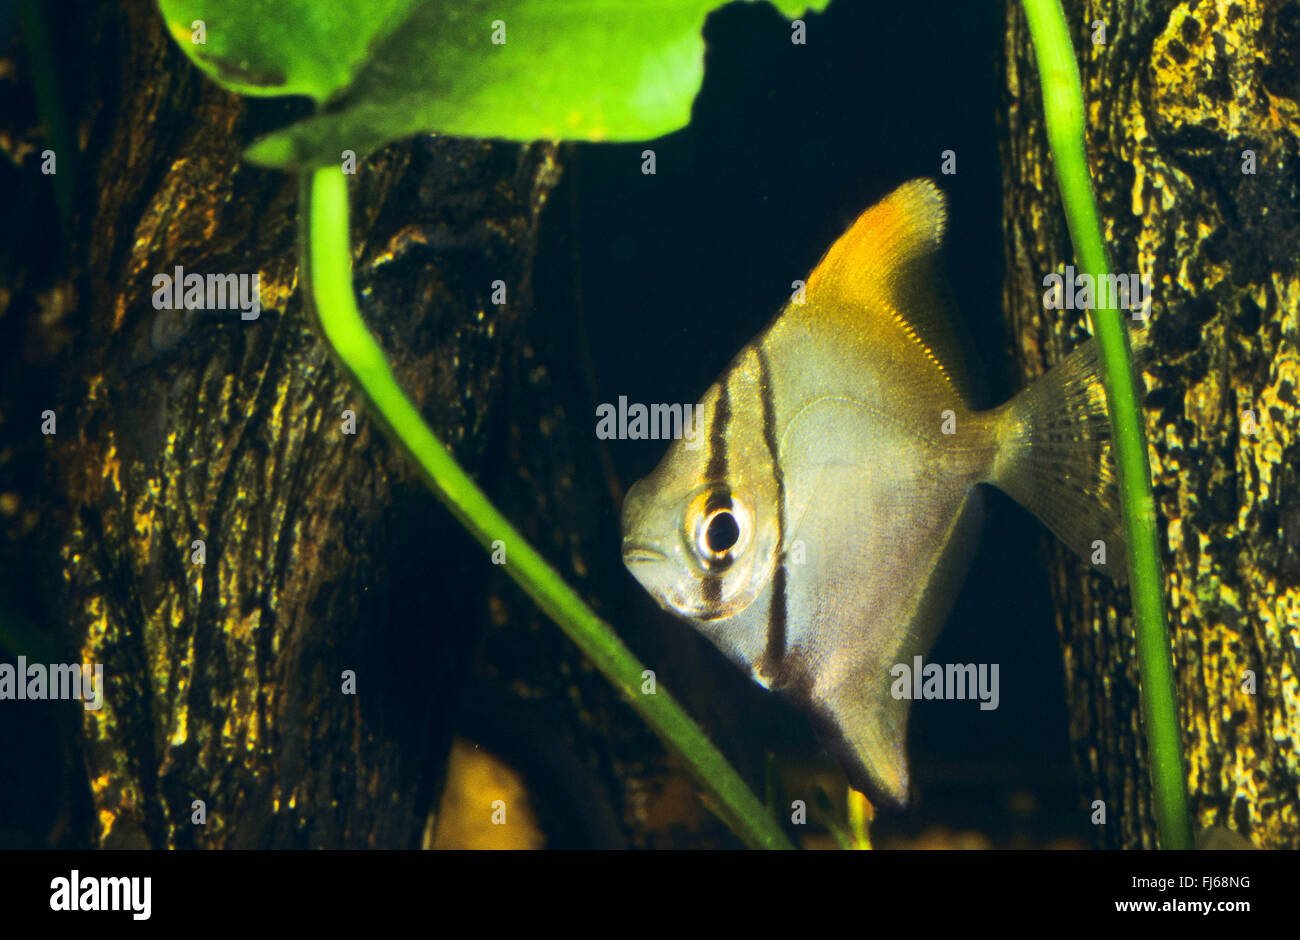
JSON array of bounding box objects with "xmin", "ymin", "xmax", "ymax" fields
[
  {"xmin": 0, "ymin": 0, "xmax": 752, "ymax": 852},
  {"xmin": 1002, "ymin": 0, "xmax": 1300, "ymax": 848},
  {"xmin": 0, "ymin": 0, "xmax": 584, "ymax": 849},
  {"xmin": 72, "ymin": 7, "xmax": 570, "ymax": 849}
]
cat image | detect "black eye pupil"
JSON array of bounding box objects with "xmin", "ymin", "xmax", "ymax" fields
[{"xmin": 705, "ymin": 511, "xmax": 740, "ymax": 554}]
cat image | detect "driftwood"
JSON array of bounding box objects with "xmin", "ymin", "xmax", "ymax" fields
[
  {"xmin": 1003, "ymin": 0, "xmax": 1300, "ymax": 847},
  {"xmin": 1, "ymin": 0, "xmax": 703, "ymax": 849}
]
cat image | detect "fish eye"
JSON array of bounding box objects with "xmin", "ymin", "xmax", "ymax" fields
[
  {"xmin": 705, "ymin": 509, "xmax": 740, "ymax": 554},
  {"xmin": 687, "ymin": 489, "xmax": 751, "ymax": 569}
]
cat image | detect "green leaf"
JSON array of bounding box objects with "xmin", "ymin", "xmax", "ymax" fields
[
  {"xmin": 157, "ymin": 0, "xmax": 423, "ymax": 102},
  {"xmin": 158, "ymin": 0, "xmax": 829, "ymax": 169}
]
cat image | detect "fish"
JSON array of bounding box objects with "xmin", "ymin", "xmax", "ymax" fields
[{"xmin": 620, "ymin": 178, "xmax": 1134, "ymax": 808}]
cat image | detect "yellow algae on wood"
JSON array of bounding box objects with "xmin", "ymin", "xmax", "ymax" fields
[{"xmin": 1006, "ymin": 0, "xmax": 1300, "ymax": 847}]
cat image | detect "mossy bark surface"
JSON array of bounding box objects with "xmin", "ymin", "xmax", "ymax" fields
[
  {"xmin": 1003, "ymin": 0, "xmax": 1300, "ymax": 847},
  {"xmin": 0, "ymin": 0, "xmax": 612, "ymax": 849},
  {"xmin": 1, "ymin": 0, "xmax": 751, "ymax": 851}
]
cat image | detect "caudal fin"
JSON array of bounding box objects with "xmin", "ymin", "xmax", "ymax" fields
[{"xmin": 986, "ymin": 329, "xmax": 1149, "ymax": 581}]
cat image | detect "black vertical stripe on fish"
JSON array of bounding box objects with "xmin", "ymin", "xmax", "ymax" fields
[
  {"xmin": 701, "ymin": 370, "xmax": 733, "ymax": 607},
  {"xmin": 765, "ymin": 565, "xmax": 788, "ymax": 677},
  {"xmin": 704, "ymin": 489, "xmax": 733, "ymax": 514},
  {"xmin": 756, "ymin": 345, "xmax": 788, "ymax": 672},
  {"xmin": 705, "ymin": 371, "xmax": 732, "ymax": 482}
]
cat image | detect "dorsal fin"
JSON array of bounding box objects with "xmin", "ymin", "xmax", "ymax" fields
[{"xmin": 798, "ymin": 179, "xmax": 974, "ymax": 400}]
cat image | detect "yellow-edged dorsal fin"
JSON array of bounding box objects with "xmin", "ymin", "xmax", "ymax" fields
[{"xmin": 798, "ymin": 178, "xmax": 973, "ymax": 400}]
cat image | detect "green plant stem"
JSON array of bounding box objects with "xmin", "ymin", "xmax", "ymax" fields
[
  {"xmin": 300, "ymin": 168, "xmax": 792, "ymax": 850},
  {"xmin": 1021, "ymin": 0, "xmax": 1192, "ymax": 849}
]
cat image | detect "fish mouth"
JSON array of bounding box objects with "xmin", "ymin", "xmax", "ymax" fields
[{"xmin": 621, "ymin": 542, "xmax": 667, "ymax": 565}]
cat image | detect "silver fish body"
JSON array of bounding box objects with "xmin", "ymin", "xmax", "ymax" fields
[{"xmin": 621, "ymin": 179, "xmax": 1127, "ymax": 807}]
